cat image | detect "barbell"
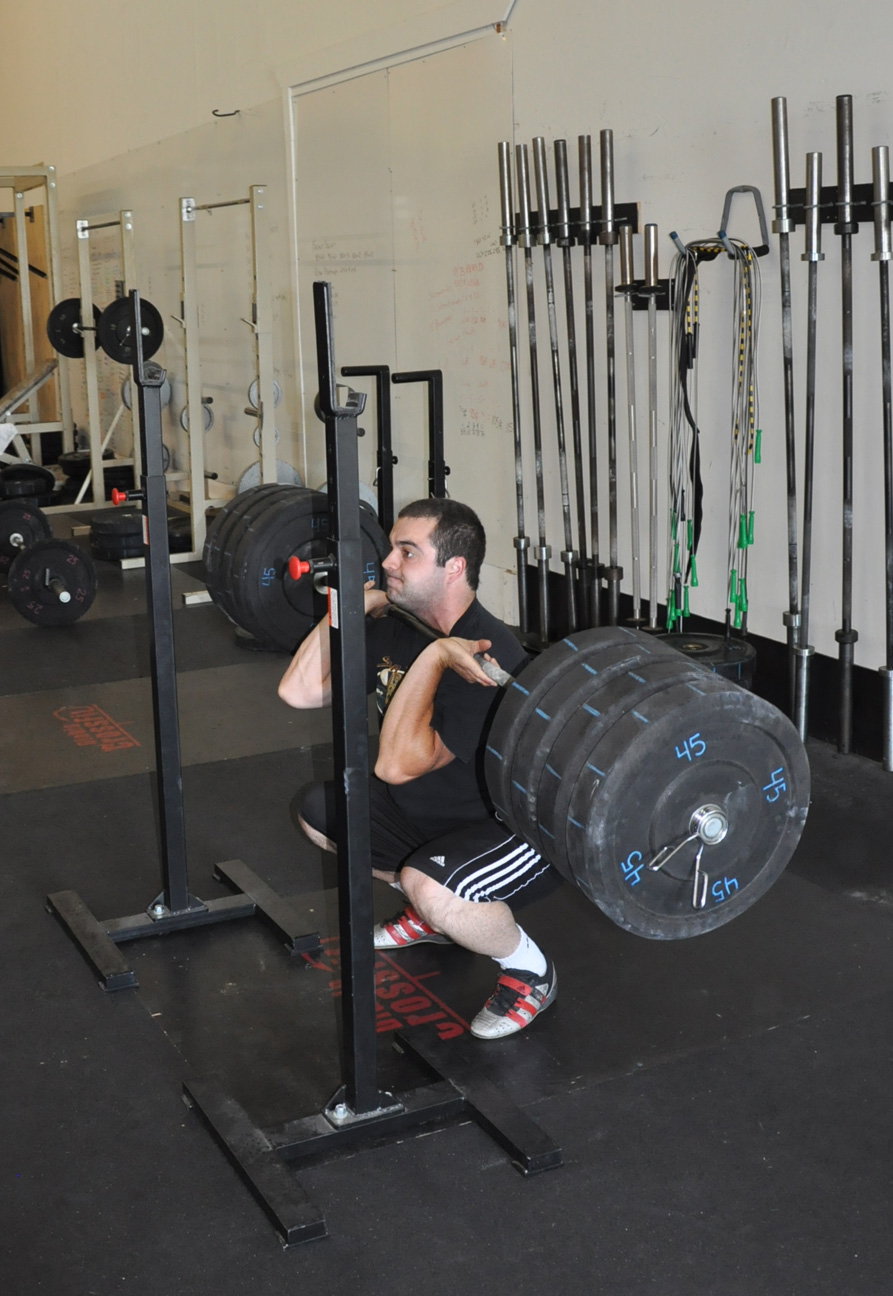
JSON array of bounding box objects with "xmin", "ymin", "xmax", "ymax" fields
[
  {"xmin": 0, "ymin": 499, "xmax": 97, "ymax": 625},
  {"xmin": 46, "ymin": 296, "xmax": 164, "ymax": 364},
  {"xmin": 203, "ymin": 486, "xmax": 809, "ymax": 939},
  {"xmin": 482, "ymin": 626, "xmax": 808, "ymax": 940}
]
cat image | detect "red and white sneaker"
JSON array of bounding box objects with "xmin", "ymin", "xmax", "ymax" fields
[
  {"xmin": 373, "ymin": 906, "xmax": 453, "ymax": 949},
  {"xmin": 470, "ymin": 961, "xmax": 557, "ymax": 1039}
]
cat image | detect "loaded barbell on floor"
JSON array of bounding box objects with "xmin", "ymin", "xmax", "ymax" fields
[{"xmin": 0, "ymin": 499, "xmax": 98, "ymax": 625}]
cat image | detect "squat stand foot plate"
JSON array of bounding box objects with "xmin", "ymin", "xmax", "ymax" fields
[
  {"xmin": 183, "ymin": 1024, "xmax": 562, "ymax": 1246},
  {"xmin": 47, "ymin": 859, "xmax": 321, "ymax": 991}
]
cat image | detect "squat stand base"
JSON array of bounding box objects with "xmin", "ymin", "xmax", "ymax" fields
[
  {"xmin": 47, "ymin": 859, "xmax": 321, "ymax": 991},
  {"xmin": 183, "ymin": 1025, "xmax": 562, "ymax": 1247}
]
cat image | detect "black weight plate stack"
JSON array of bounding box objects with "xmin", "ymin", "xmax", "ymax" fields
[
  {"xmin": 203, "ymin": 484, "xmax": 296, "ymax": 630},
  {"xmin": 232, "ymin": 491, "xmax": 388, "ymax": 650},
  {"xmin": 485, "ymin": 627, "xmax": 654, "ymax": 834},
  {"xmin": 524, "ymin": 656, "xmax": 710, "ymax": 864},
  {"xmin": 90, "ymin": 510, "xmax": 146, "ymax": 561},
  {"xmin": 59, "ymin": 450, "xmax": 112, "ymax": 481},
  {"xmin": 0, "ymin": 464, "xmax": 57, "ymax": 507},
  {"xmin": 485, "ymin": 626, "xmax": 810, "ymax": 941},
  {"xmin": 485, "ymin": 629, "xmax": 678, "ymax": 858},
  {"xmin": 658, "ymin": 632, "xmax": 757, "ymax": 689},
  {"xmin": 563, "ymin": 664, "xmax": 809, "ymax": 939},
  {"xmin": 0, "ymin": 500, "xmax": 53, "ymax": 577},
  {"xmin": 8, "ymin": 538, "xmax": 98, "ymax": 625},
  {"xmin": 57, "ymin": 452, "xmax": 135, "ymax": 503},
  {"xmin": 203, "ymin": 485, "xmax": 389, "ymax": 651}
]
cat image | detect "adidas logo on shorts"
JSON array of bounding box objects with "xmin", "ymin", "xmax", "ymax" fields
[{"xmin": 429, "ymin": 854, "xmax": 446, "ymax": 866}]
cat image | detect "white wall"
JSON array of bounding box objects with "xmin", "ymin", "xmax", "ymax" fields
[{"xmin": 3, "ymin": 0, "xmax": 893, "ymax": 669}]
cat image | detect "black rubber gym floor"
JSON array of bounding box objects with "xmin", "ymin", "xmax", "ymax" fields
[{"xmin": 3, "ymin": 512, "xmax": 892, "ymax": 1294}]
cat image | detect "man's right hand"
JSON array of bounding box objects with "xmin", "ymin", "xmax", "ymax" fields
[{"xmin": 364, "ymin": 581, "xmax": 389, "ymax": 617}]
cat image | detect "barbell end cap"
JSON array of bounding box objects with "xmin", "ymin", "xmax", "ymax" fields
[
  {"xmin": 287, "ymin": 556, "xmax": 312, "ymax": 581},
  {"xmin": 111, "ymin": 488, "xmax": 141, "ymax": 506},
  {"xmin": 782, "ymin": 611, "xmax": 801, "ymax": 628}
]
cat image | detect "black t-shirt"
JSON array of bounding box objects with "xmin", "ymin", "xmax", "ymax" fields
[{"xmin": 365, "ymin": 600, "xmax": 528, "ymax": 837}]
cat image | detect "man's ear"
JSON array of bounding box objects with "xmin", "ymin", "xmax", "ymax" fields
[{"xmin": 446, "ymin": 554, "xmax": 467, "ymax": 584}]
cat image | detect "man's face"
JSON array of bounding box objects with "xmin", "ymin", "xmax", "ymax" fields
[{"xmin": 381, "ymin": 516, "xmax": 447, "ymax": 617}]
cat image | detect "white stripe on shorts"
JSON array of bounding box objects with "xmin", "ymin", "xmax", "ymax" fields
[{"xmin": 449, "ymin": 839, "xmax": 544, "ymax": 902}]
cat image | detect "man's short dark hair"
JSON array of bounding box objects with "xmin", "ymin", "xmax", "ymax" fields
[{"xmin": 397, "ymin": 499, "xmax": 486, "ymax": 590}]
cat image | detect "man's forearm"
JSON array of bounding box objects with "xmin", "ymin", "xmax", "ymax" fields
[
  {"xmin": 278, "ymin": 616, "xmax": 333, "ymax": 708},
  {"xmin": 375, "ymin": 643, "xmax": 452, "ymax": 783}
]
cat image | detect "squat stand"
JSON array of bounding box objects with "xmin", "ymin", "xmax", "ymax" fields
[
  {"xmin": 340, "ymin": 362, "xmax": 396, "ymax": 532},
  {"xmin": 47, "ymin": 290, "xmax": 321, "ymax": 990},
  {"xmin": 391, "ymin": 367, "xmax": 450, "ymax": 497},
  {"xmin": 183, "ymin": 282, "xmax": 561, "ymax": 1247}
]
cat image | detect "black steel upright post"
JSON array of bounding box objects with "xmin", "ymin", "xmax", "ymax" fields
[
  {"xmin": 835, "ymin": 94, "xmax": 859, "ymax": 754},
  {"xmin": 128, "ymin": 293, "xmax": 194, "ymax": 916},
  {"xmin": 314, "ymin": 285, "xmax": 388, "ymax": 1117},
  {"xmin": 340, "ymin": 364, "xmax": 395, "ymax": 533},
  {"xmin": 391, "ymin": 369, "xmax": 448, "ymax": 498}
]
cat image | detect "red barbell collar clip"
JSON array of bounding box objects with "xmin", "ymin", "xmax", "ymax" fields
[{"xmin": 288, "ymin": 557, "xmax": 312, "ymax": 581}]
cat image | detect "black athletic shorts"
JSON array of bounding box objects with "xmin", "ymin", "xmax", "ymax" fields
[{"xmin": 299, "ymin": 779, "xmax": 559, "ymax": 912}]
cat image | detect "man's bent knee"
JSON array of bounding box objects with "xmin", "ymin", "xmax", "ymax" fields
[{"xmin": 298, "ymin": 813, "xmax": 337, "ymax": 854}]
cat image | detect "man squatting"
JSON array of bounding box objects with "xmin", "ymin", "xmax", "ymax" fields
[{"xmin": 278, "ymin": 498, "xmax": 558, "ymax": 1039}]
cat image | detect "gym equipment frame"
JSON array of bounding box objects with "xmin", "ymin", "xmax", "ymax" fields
[
  {"xmin": 0, "ymin": 165, "xmax": 73, "ymax": 465},
  {"xmin": 174, "ymin": 186, "xmax": 275, "ymax": 560},
  {"xmin": 47, "ymin": 291, "xmax": 321, "ymax": 990}
]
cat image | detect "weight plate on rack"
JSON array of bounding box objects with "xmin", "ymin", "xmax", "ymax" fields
[
  {"xmin": 179, "ymin": 402, "xmax": 215, "ymax": 433},
  {"xmin": 96, "ymin": 297, "xmax": 164, "ymax": 364},
  {"xmin": 237, "ymin": 459, "xmax": 303, "ymax": 493},
  {"xmin": 247, "ymin": 378, "xmax": 282, "ymax": 410}
]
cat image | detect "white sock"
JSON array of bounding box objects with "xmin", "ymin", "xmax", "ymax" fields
[
  {"xmin": 389, "ymin": 878, "xmax": 405, "ymax": 895},
  {"xmin": 495, "ymin": 926, "xmax": 547, "ymax": 976}
]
